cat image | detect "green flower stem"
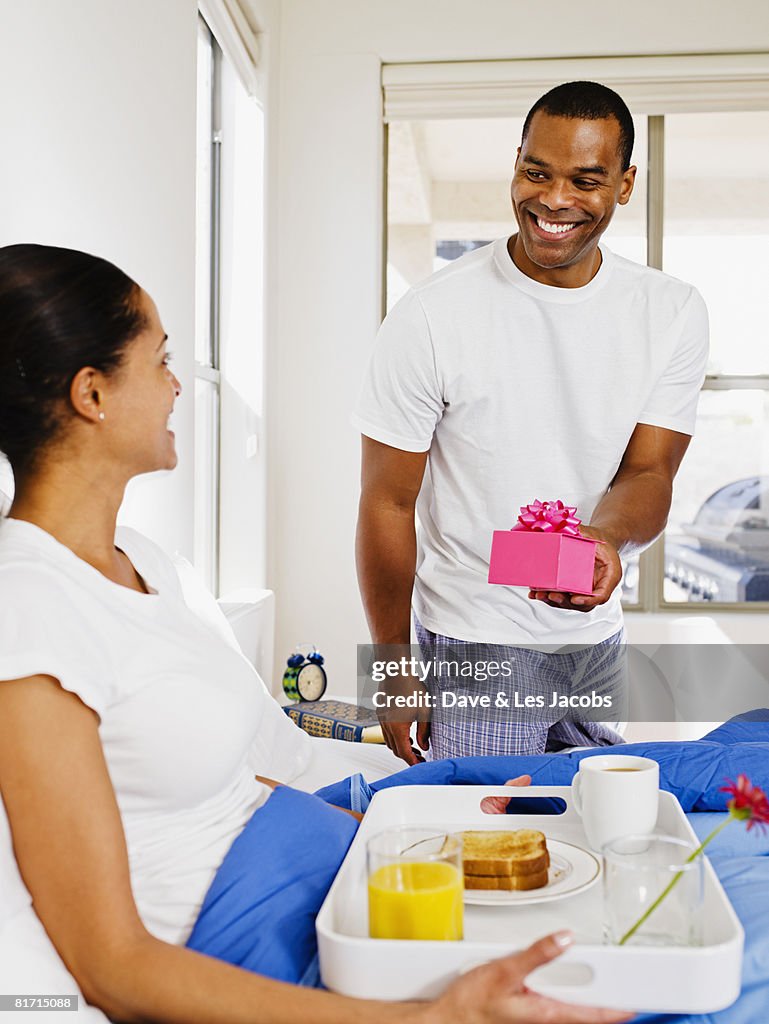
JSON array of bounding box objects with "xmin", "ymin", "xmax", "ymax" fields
[{"xmin": 617, "ymin": 814, "xmax": 734, "ymax": 946}]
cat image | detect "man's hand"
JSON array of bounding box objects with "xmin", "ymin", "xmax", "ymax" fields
[
  {"xmin": 378, "ymin": 718, "xmax": 431, "ymax": 766},
  {"xmin": 527, "ymin": 424, "xmax": 692, "ymax": 614},
  {"xmin": 527, "ymin": 526, "xmax": 622, "ymax": 613},
  {"xmin": 377, "ymin": 676, "xmax": 432, "ymax": 765}
]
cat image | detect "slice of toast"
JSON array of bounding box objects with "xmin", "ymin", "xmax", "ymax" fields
[
  {"xmin": 462, "ymin": 830, "xmax": 549, "ymax": 877},
  {"xmin": 464, "ymin": 867, "xmax": 550, "ymax": 891}
]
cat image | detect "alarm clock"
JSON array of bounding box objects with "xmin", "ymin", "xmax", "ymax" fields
[{"xmin": 282, "ymin": 645, "xmax": 327, "ymax": 702}]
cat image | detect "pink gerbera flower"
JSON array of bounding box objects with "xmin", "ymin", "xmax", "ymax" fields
[{"xmin": 721, "ymin": 774, "xmax": 769, "ymax": 833}]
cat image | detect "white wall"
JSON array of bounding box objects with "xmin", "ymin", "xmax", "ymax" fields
[
  {"xmin": 269, "ymin": 0, "xmax": 769, "ymax": 696},
  {"xmin": 0, "ymin": 0, "xmax": 198, "ymax": 558},
  {"xmin": 5, "ymin": 1, "xmax": 765, "ymax": 696}
]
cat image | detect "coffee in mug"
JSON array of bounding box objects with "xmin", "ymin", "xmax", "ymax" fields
[{"xmin": 572, "ymin": 755, "xmax": 659, "ymax": 852}]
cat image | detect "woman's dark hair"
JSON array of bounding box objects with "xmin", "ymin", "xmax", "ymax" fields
[
  {"xmin": 522, "ymin": 81, "xmax": 635, "ymax": 172},
  {"xmin": 0, "ymin": 244, "xmax": 146, "ymax": 475}
]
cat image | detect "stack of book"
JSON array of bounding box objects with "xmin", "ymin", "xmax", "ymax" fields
[{"xmin": 282, "ymin": 699, "xmax": 384, "ymax": 743}]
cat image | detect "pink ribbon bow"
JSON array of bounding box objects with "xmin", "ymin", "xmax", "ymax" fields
[{"xmin": 512, "ymin": 499, "xmax": 582, "ymax": 538}]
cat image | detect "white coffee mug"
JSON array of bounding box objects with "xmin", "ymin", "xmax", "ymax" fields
[{"xmin": 572, "ymin": 754, "xmax": 659, "ymax": 852}]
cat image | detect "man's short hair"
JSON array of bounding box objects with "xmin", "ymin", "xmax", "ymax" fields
[{"xmin": 522, "ymin": 81, "xmax": 635, "ymax": 171}]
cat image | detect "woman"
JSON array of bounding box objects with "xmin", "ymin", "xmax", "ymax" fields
[{"xmin": 0, "ymin": 244, "xmax": 628, "ymax": 1023}]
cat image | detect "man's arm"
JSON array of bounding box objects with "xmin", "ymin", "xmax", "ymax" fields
[
  {"xmin": 356, "ymin": 436, "xmax": 429, "ymax": 763},
  {"xmin": 589, "ymin": 422, "xmax": 692, "ymax": 557},
  {"xmin": 530, "ymin": 423, "xmax": 691, "ymax": 612}
]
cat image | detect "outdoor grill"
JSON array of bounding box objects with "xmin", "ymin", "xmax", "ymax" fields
[{"xmin": 665, "ymin": 476, "xmax": 769, "ymax": 602}]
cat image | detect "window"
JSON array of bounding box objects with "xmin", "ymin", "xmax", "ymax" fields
[
  {"xmin": 195, "ymin": 17, "xmax": 222, "ymax": 592},
  {"xmin": 384, "ymin": 58, "xmax": 769, "ymax": 610},
  {"xmin": 196, "ymin": 10, "xmax": 266, "ymax": 596},
  {"xmin": 660, "ymin": 112, "xmax": 769, "ymax": 606}
]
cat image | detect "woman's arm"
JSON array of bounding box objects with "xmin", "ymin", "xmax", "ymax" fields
[
  {"xmin": 0, "ymin": 676, "xmax": 408, "ymax": 1024},
  {"xmin": 0, "ymin": 676, "xmax": 628, "ymax": 1024}
]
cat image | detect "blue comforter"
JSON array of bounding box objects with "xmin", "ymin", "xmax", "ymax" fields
[{"xmin": 187, "ymin": 715, "xmax": 769, "ymax": 1020}]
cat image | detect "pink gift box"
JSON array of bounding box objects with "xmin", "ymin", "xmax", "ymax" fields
[{"xmin": 488, "ymin": 529, "xmax": 598, "ymax": 595}]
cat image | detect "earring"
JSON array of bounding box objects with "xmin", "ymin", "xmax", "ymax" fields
[{"xmin": 98, "ymin": 412, "xmax": 105, "ymax": 421}]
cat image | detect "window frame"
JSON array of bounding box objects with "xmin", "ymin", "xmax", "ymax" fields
[
  {"xmin": 195, "ymin": 16, "xmax": 223, "ymax": 594},
  {"xmin": 196, "ymin": 4, "xmax": 268, "ymax": 597},
  {"xmin": 637, "ymin": 113, "xmax": 769, "ymax": 613},
  {"xmin": 382, "ymin": 53, "xmax": 769, "ymax": 613}
]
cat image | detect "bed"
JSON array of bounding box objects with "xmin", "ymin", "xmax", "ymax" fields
[{"xmin": 3, "ymin": 721, "xmax": 768, "ymax": 1022}]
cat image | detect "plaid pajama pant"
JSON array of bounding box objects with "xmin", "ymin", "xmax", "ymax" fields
[{"xmin": 414, "ymin": 617, "xmax": 626, "ymax": 758}]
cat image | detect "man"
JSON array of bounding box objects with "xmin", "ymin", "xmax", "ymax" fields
[{"xmin": 354, "ymin": 81, "xmax": 708, "ymax": 764}]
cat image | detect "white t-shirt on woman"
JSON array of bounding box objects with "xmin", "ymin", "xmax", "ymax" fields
[{"xmin": 0, "ymin": 518, "xmax": 310, "ymax": 944}]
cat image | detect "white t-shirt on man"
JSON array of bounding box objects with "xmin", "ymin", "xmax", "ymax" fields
[
  {"xmin": 0, "ymin": 519, "xmax": 310, "ymax": 945},
  {"xmin": 352, "ymin": 239, "xmax": 709, "ymax": 646}
]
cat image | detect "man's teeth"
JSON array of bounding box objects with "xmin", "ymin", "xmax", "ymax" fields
[{"xmin": 536, "ymin": 217, "xmax": 579, "ymax": 235}]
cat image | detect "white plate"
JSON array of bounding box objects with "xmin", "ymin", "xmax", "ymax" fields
[{"xmin": 463, "ymin": 839, "xmax": 601, "ymax": 906}]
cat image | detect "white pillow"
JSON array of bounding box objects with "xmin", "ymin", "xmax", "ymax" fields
[{"xmin": 0, "ymin": 907, "xmax": 109, "ymax": 1022}]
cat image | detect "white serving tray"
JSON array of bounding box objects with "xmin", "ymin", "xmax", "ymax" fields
[{"xmin": 316, "ymin": 785, "xmax": 744, "ymax": 1013}]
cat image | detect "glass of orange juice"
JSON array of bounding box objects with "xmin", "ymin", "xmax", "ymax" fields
[{"xmin": 367, "ymin": 827, "xmax": 463, "ymax": 940}]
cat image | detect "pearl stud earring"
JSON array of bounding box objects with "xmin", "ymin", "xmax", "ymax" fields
[{"xmin": 98, "ymin": 412, "xmax": 105, "ymax": 421}]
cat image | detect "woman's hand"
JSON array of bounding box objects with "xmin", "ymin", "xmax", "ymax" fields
[
  {"xmin": 424, "ymin": 931, "xmax": 632, "ymax": 1024},
  {"xmin": 437, "ymin": 780, "xmax": 632, "ymax": 1022},
  {"xmin": 254, "ymin": 774, "xmax": 281, "ymax": 789},
  {"xmin": 480, "ymin": 775, "xmax": 532, "ymax": 814}
]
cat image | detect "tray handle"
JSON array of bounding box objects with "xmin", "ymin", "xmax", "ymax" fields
[
  {"xmin": 527, "ymin": 950, "xmax": 599, "ymax": 998},
  {"xmin": 429, "ymin": 784, "xmax": 575, "ymax": 819},
  {"xmin": 461, "ymin": 949, "xmax": 613, "ymax": 1006}
]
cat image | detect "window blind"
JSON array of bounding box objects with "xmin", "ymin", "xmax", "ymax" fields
[{"xmin": 383, "ymin": 53, "xmax": 769, "ymax": 121}]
